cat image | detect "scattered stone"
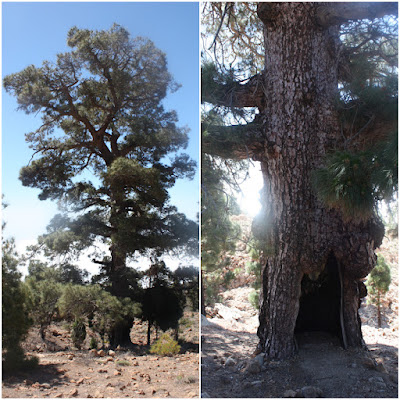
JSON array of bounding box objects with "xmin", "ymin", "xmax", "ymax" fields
[
  {"xmin": 368, "ymin": 376, "xmax": 384, "ymax": 384},
  {"xmin": 283, "ymin": 390, "xmax": 297, "ymax": 398},
  {"xmin": 94, "ymin": 390, "xmax": 104, "ymax": 398},
  {"xmin": 54, "ymin": 394, "xmax": 63, "ymax": 398},
  {"xmin": 114, "ymin": 370, "xmax": 121, "ymax": 376},
  {"xmin": 97, "ymin": 368, "xmax": 108, "ymax": 373},
  {"xmin": 376, "ymin": 382, "xmax": 387, "ymax": 391},
  {"xmin": 219, "ymin": 375, "xmax": 231, "ymax": 385},
  {"xmin": 40, "ymin": 383, "xmax": 51, "ymax": 389},
  {"xmin": 225, "ymin": 357, "xmax": 236, "ymax": 367},
  {"xmin": 97, "ymin": 350, "xmax": 106, "ymax": 357},
  {"xmin": 187, "ymin": 391, "xmax": 197, "ymax": 397},
  {"xmin": 132, "ymin": 360, "xmax": 139, "ymax": 366},
  {"xmin": 108, "ymin": 350, "xmax": 115, "ymax": 357},
  {"xmin": 76, "ymin": 378, "xmax": 84, "ymax": 385},
  {"xmin": 254, "ymin": 352, "xmax": 265, "ymax": 367},
  {"xmin": 362, "ymin": 357, "xmax": 377, "ymax": 370},
  {"xmin": 67, "ymin": 354, "xmax": 74, "ymax": 360},
  {"xmin": 375, "ymin": 362, "xmax": 387, "ymax": 373},
  {"xmin": 116, "ymin": 345, "xmax": 121, "ymax": 351},
  {"xmin": 69, "ymin": 388, "xmax": 78, "ymax": 397},
  {"xmin": 89, "ymin": 349, "xmax": 97, "ymax": 356},
  {"xmin": 244, "ymin": 360, "xmax": 261, "ymax": 374},
  {"xmin": 300, "ymin": 386, "xmax": 323, "ymax": 398}
]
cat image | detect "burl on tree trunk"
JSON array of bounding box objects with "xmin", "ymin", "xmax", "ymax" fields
[{"xmin": 252, "ymin": 3, "xmax": 385, "ymax": 360}]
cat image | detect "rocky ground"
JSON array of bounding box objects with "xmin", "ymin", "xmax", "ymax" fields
[
  {"xmin": 2, "ymin": 311, "xmax": 199, "ymax": 398},
  {"xmin": 201, "ymin": 236, "xmax": 398, "ymax": 398}
]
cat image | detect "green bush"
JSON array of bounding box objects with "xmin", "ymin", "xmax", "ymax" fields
[
  {"xmin": 89, "ymin": 336, "xmax": 98, "ymax": 350},
  {"xmin": 150, "ymin": 333, "xmax": 181, "ymax": 356},
  {"xmin": 115, "ymin": 359, "xmax": 131, "ymax": 366},
  {"xmin": 248, "ymin": 290, "xmax": 260, "ymax": 310},
  {"xmin": 71, "ymin": 319, "xmax": 86, "ymax": 349},
  {"xmin": 367, "ymin": 255, "xmax": 391, "ymax": 327},
  {"xmin": 2, "ymin": 237, "xmax": 36, "ymax": 373}
]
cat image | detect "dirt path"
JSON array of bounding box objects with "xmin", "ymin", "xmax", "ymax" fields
[{"xmin": 201, "ymin": 287, "xmax": 398, "ymax": 398}]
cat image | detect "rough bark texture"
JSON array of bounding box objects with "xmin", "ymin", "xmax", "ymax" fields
[{"xmin": 252, "ymin": 3, "xmax": 384, "ymax": 360}]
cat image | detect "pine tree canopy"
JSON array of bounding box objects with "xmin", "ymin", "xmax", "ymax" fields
[{"xmin": 4, "ymin": 24, "xmax": 198, "ymax": 283}]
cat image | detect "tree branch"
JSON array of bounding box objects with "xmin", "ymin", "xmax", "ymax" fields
[
  {"xmin": 316, "ymin": 3, "xmax": 398, "ymax": 27},
  {"xmin": 202, "ymin": 71, "xmax": 264, "ymax": 109},
  {"xmin": 202, "ymin": 118, "xmax": 264, "ymax": 160}
]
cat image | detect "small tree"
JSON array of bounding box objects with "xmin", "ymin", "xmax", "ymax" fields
[
  {"xmin": 24, "ymin": 278, "xmax": 63, "ymax": 340},
  {"xmin": 58, "ymin": 283, "xmax": 141, "ymax": 347},
  {"xmin": 367, "ymin": 255, "xmax": 391, "ymax": 328},
  {"xmin": 71, "ymin": 318, "xmax": 86, "ymax": 349},
  {"xmin": 2, "ymin": 237, "xmax": 37, "ymax": 372}
]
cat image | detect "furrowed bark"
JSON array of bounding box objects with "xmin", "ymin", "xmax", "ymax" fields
[{"xmin": 253, "ymin": 2, "xmax": 384, "ymax": 359}]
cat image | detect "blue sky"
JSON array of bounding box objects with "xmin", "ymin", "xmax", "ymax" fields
[{"xmin": 2, "ymin": 2, "xmax": 199, "ymax": 269}]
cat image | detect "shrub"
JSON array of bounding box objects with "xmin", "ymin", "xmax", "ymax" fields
[
  {"xmin": 115, "ymin": 359, "xmax": 131, "ymax": 366},
  {"xmin": 89, "ymin": 336, "xmax": 98, "ymax": 350},
  {"xmin": 248, "ymin": 290, "xmax": 260, "ymax": 310},
  {"xmin": 71, "ymin": 319, "xmax": 86, "ymax": 349},
  {"xmin": 150, "ymin": 333, "xmax": 181, "ymax": 356},
  {"xmin": 367, "ymin": 255, "xmax": 391, "ymax": 327},
  {"xmin": 2, "ymin": 237, "xmax": 36, "ymax": 373}
]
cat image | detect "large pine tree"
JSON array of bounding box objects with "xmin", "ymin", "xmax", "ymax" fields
[
  {"xmin": 202, "ymin": 3, "xmax": 397, "ymax": 360},
  {"xmin": 4, "ymin": 25, "xmax": 198, "ymax": 341}
]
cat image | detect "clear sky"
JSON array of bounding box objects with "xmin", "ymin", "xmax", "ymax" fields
[{"xmin": 2, "ymin": 2, "xmax": 199, "ymax": 270}]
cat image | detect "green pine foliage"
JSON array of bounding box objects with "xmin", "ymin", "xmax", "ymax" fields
[
  {"xmin": 89, "ymin": 336, "xmax": 98, "ymax": 350},
  {"xmin": 58, "ymin": 283, "xmax": 141, "ymax": 347},
  {"xmin": 23, "ymin": 278, "xmax": 64, "ymax": 340},
  {"xmin": 4, "ymin": 24, "xmax": 198, "ymax": 301},
  {"xmin": 367, "ymin": 255, "xmax": 391, "ymax": 328},
  {"xmin": 71, "ymin": 319, "xmax": 86, "ymax": 349},
  {"xmin": 313, "ymin": 17, "xmax": 398, "ymax": 222},
  {"xmin": 150, "ymin": 333, "xmax": 181, "ymax": 356},
  {"xmin": 312, "ymin": 130, "xmax": 398, "ymax": 221},
  {"xmin": 201, "ymin": 137, "xmax": 244, "ymax": 309},
  {"xmin": 2, "ymin": 238, "xmax": 38, "ymax": 373}
]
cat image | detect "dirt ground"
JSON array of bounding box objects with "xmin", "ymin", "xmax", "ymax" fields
[
  {"xmin": 201, "ymin": 237, "xmax": 399, "ymax": 398},
  {"xmin": 2, "ymin": 312, "xmax": 199, "ymax": 398}
]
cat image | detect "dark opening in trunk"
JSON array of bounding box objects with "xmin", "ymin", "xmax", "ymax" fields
[{"xmin": 295, "ymin": 253, "xmax": 345, "ymax": 345}]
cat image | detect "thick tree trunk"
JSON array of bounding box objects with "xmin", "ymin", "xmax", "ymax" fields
[{"xmin": 254, "ymin": 3, "xmax": 383, "ymax": 360}]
